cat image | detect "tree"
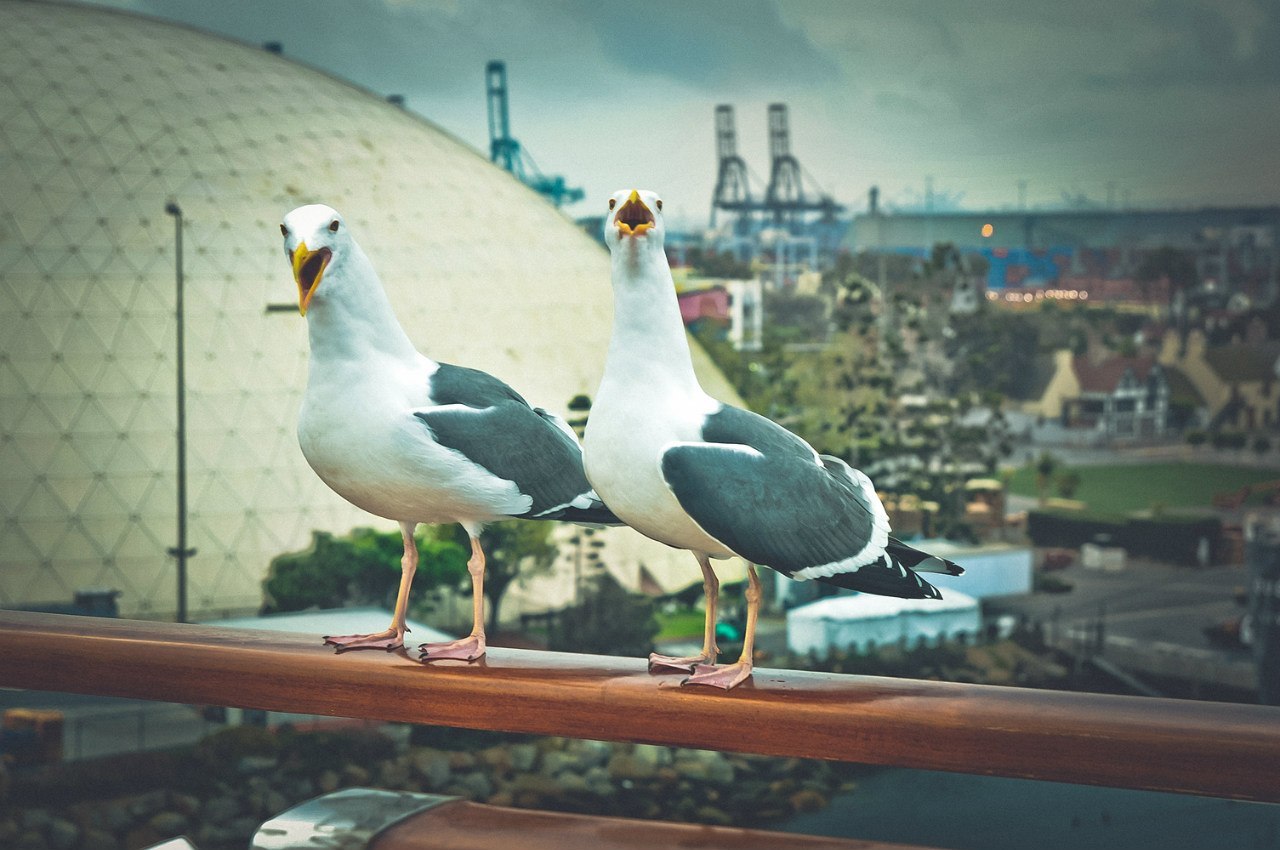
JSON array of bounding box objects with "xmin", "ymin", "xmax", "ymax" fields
[
  {"xmin": 443, "ymin": 520, "xmax": 559, "ymax": 635},
  {"xmin": 686, "ymin": 246, "xmax": 752, "ymax": 279},
  {"xmin": 1035, "ymin": 453, "xmax": 1059, "ymax": 504},
  {"xmin": 263, "ymin": 526, "xmax": 469, "ymax": 615},
  {"xmin": 549, "ymin": 573, "xmax": 658, "ymax": 657}
]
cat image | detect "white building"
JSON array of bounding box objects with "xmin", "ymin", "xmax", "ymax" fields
[{"xmin": 787, "ymin": 591, "xmax": 981, "ymax": 658}]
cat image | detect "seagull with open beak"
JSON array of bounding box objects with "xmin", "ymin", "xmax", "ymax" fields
[
  {"xmin": 584, "ymin": 189, "xmax": 962, "ymax": 689},
  {"xmin": 279, "ymin": 203, "xmax": 617, "ymax": 660}
]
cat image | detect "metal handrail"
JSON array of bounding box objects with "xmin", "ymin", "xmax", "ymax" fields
[{"xmin": 1, "ymin": 611, "xmax": 1278, "ymax": 803}]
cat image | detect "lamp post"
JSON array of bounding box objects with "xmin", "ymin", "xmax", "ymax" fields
[{"xmin": 164, "ymin": 201, "xmax": 194, "ymax": 623}]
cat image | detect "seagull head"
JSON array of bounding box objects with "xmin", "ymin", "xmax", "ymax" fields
[
  {"xmin": 280, "ymin": 204, "xmax": 353, "ymax": 316},
  {"xmin": 603, "ymin": 189, "xmax": 665, "ymax": 256}
]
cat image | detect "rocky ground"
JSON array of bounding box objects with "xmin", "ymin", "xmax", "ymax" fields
[{"xmin": 0, "ymin": 725, "xmax": 859, "ymax": 850}]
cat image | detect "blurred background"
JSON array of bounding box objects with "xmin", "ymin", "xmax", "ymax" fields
[{"xmin": 1, "ymin": 1, "xmax": 1278, "ymax": 848}]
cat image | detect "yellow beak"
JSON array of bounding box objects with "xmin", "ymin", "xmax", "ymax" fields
[
  {"xmin": 615, "ymin": 189, "xmax": 655, "ymax": 236},
  {"xmin": 291, "ymin": 240, "xmax": 331, "ymax": 316}
]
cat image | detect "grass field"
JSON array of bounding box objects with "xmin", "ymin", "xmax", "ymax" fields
[
  {"xmin": 655, "ymin": 608, "xmax": 707, "ymax": 641},
  {"xmin": 1004, "ymin": 462, "xmax": 1280, "ymax": 515}
]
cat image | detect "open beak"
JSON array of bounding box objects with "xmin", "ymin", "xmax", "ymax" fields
[
  {"xmin": 291, "ymin": 241, "xmax": 331, "ymax": 316},
  {"xmin": 614, "ymin": 190, "xmax": 655, "ymax": 237}
]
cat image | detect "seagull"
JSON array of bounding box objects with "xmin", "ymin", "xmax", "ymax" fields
[
  {"xmin": 583, "ymin": 189, "xmax": 963, "ymax": 689},
  {"xmin": 280, "ymin": 203, "xmax": 615, "ymax": 661}
]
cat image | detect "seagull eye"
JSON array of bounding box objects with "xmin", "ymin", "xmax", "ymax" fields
[
  {"xmin": 656, "ymin": 200, "xmax": 663, "ymax": 212},
  {"xmin": 279, "ymin": 224, "xmax": 288, "ymax": 237},
  {"xmin": 608, "ymin": 198, "xmax": 616, "ymax": 210},
  {"xmin": 329, "ymin": 219, "xmax": 340, "ymax": 233}
]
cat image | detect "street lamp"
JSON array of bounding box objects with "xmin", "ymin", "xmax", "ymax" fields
[{"xmin": 164, "ymin": 201, "xmax": 195, "ymax": 623}]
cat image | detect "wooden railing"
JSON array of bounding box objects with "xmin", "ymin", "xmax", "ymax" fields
[{"xmin": 1, "ymin": 611, "xmax": 1278, "ymax": 803}]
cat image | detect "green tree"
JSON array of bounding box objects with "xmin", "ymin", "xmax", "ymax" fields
[
  {"xmin": 550, "ymin": 573, "xmax": 658, "ymax": 657},
  {"xmin": 263, "ymin": 526, "xmax": 469, "ymax": 616},
  {"xmin": 686, "ymin": 246, "xmax": 752, "ymax": 279},
  {"xmin": 444, "ymin": 520, "xmax": 559, "ymax": 635},
  {"xmin": 1035, "ymin": 453, "xmax": 1059, "ymax": 504}
]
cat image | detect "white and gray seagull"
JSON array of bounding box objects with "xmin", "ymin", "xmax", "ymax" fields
[
  {"xmin": 280, "ymin": 203, "xmax": 615, "ymax": 660},
  {"xmin": 584, "ymin": 189, "xmax": 963, "ymax": 690}
]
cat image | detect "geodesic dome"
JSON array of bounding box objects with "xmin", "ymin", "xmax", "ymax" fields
[{"xmin": 0, "ymin": 0, "xmax": 740, "ymax": 619}]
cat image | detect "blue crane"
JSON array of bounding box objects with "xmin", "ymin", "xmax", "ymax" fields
[{"xmin": 486, "ymin": 61, "xmax": 584, "ymax": 208}]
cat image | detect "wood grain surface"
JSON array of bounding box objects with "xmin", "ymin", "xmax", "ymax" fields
[{"xmin": 1, "ymin": 611, "xmax": 1277, "ymax": 802}]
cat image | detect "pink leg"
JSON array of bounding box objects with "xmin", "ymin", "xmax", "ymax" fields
[
  {"xmin": 324, "ymin": 521, "xmax": 417, "ymax": 652},
  {"xmin": 650, "ymin": 553, "xmax": 720, "ymax": 672},
  {"xmin": 419, "ymin": 533, "xmax": 487, "ymax": 662},
  {"xmin": 683, "ymin": 563, "xmax": 760, "ymax": 690}
]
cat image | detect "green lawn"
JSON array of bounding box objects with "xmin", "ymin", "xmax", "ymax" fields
[
  {"xmin": 655, "ymin": 608, "xmax": 707, "ymax": 641},
  {"xmin": 1005, "ymin": 462, "xmax": 1280, "ymax": 515}
]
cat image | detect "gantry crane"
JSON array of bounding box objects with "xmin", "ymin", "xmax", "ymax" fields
[{"xmin": 485, "ymin": 61, "xmax": 584, "ymax": 208}]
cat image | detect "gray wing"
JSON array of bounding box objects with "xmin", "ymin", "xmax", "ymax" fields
[
  {"xmin": 662, "ymin": 406, "xmax": 941, "ymax": 598},
  {"xmin": 417, "ymin": 363, "xmax": 598, "ymax": 519},
  {"xmin": 660, "ymin": 441, "xmax": 883, "ymax": 576}
]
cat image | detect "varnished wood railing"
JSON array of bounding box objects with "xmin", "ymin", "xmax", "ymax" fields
[{"xmin": 1, "ymin": 611, "xmax": 1278, "ymax": 803}]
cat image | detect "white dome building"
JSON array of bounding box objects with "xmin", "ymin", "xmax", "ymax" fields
[{"xmin": 0, "ymin": 0, "xmax": 743, "ymax": 619}]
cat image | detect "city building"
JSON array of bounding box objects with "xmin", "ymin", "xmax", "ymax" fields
[
  {"xmin": 1028, "ymin": 351, "xmax": 1171, "ymax": 438},
  {"xmin": 850, "ymin": 207, "xmax": 1280, "ymax": 301}
]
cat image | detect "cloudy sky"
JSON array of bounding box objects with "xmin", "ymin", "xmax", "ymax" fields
[{"xmin": 90, "ymin": 0, "xmax": 1280, "ymax": 228}]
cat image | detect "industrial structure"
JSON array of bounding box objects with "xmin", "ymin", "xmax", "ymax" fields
[
  {"xmin": 708, "ymin": 104, "xmax": 847, "ymax": 265},
  {"xmin": 850, "ymin": 204, "xmax": 1280, "ymax": 301},
  {"xmin": 485, "ymin": 60, "xmax": 583, "ymax": 208}
]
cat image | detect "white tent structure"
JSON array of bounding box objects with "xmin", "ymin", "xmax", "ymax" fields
[{"xmin": 787, "ymin": 591, "xmax": 981, "ymax": 659}]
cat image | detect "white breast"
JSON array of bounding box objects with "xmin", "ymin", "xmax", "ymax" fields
[
  {"xmin": 298, "ymin": 354, "xmax": 525, "ymax": 525},
  {"xmin": 584, "ymin": 384, "xmax": 732, "ymax": 557}
]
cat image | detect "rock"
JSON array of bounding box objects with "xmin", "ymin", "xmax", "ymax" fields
[
  {"xmin": 201, "ymin": 795, "xmax": 241, "ymax": 823},
  {"xmin": 384, "ymin": 723, "xmax": 413, "ymax": 754},
  {"xmin": 127, "ymin": 790, "xmax": 169, "ymax": 820},
  {"xmin": 378, "ymin": 759, "xmax": 411, "ymax": 789},
  {"xmin": 583, "ymin": 766, "xmax": 613, "ymax": 797},
  {"xmin": 148, "ymin": 811, "xmax": 189, "ymax": 837},
  {"xmin": 341, "ymin": 764, "xmax": 370, "ymax": 786},
  {"xmin": 672, "ymin": 757, "xmax": 709, "ymax": 781},
  {"xmin": 237, "ymin": 754, "xmax": 279, "ymax": 775},
  {"xmin": 317, "ymin": 769, "xmax": 341, "ymax": 793},
  {"xmin": 479, "ymin": 747, "xmax": 511, "ymax": 773},
  {"xmin": 265, "ymin": 790, "xmax": 289, "ymax": 818},
  {"xmin": 170, "ymin": 793, "xmax": 202, "ymax": 817},
  {"xmin": 632, "ymin": 744, "xmax": 671, "ymax": 769},
  {"xmin": 79, "ymin": 829, "xmax": 119, "ymax": 850},
  {"xmin": 509, "ymin": 773, "xmax": 562, "ymax": 805},
  {"xmin": 699, "ymin": 751, "xmax": 735, "ymax": 785},
  {"xmin": 98, "ymin": 803, "xmax": 133, "ymax": 833},
  {"xmin": 123, "ymin": 826, "xmax": 161, "ymax": 850},
  {"xmin": 672, "ymin": 750, "xmax": 734, "ymax": 785},
  {"xmin": 789, "ymin": 788, "xmax": 828, "ymax": 814},
  {"xmin": 539, "ymin": 750, "xmax": 577, "ymax": 778},
  {"xmin": 607, "ymin": 753, "xmax": 656, "ymax": 781},
  {"xmin": 566, "ymin": 739, "xmax": 612, "ymax": 769},
  {"xmin": 18, "ymin": 809, "xmax": 51, "ymax": 832},
  {"xmin": 695, "ymin": 806, "xmax": 733, "ymax": 826},
  {"xmin": 14, "ymin": 830, "xmax": 46, "ymax": 850},
  {"xmin": 46, "ymin": 819, "xmax": 79, "ymax": 850},
  {"xmin": 557, "ymin": 771, "xmax": 589, "ymax": 795},
  {"xmin": 455, "ymin": 771, "xmax": 492, "ymax": 800},
  {"xmin": 447, "ymin": 751, "xmax": 477, "ymax": 770},
  {"xmin": 508, "ymin": 743, "xmax": 538, "ymax": 773},
  {"xmin": 411, "ymin": 751, "xmax": 451, "ymax": 790}
]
